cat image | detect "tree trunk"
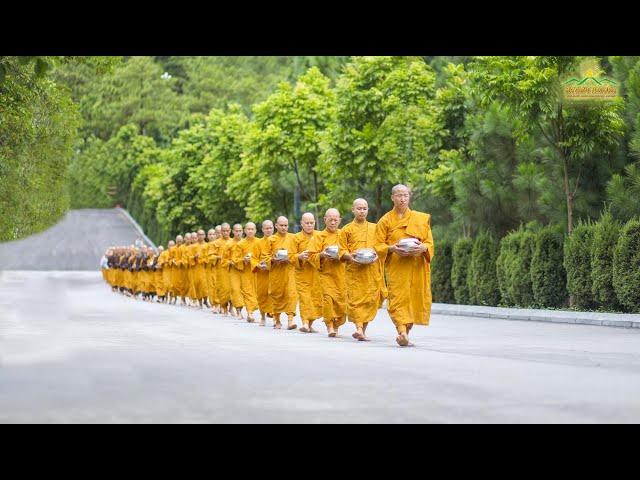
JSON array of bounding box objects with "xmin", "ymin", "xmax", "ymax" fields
[{"xmin": 562, "ymin": 154, "xmax": 574, "ymax": 235}]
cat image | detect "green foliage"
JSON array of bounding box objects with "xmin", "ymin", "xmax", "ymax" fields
[
  {"xmin": 451, "ymin": 237, "xmax": 473, "ymax": 305},
  {"xmin": 496, "ymin": 231, "xmax": 520, "ymax": 306},
  {"xmin": 607, "ymin": 162, "xmax": 640, "ymax": 222},
  {"xmin": 591, "ymin": 209, "xmax": 622, "ymax": 310},
  {"xmin": 228, "ymin": 68, "xmax": 336, "ymax": 222},
  {"xmin": 319, "ymin": 56, "xmax": 446, "ymax": 219},
  {"xmin": 612, "ymin": 218, "xmax": 640, "ymax": 312},
  {"xmin": 0, "ymin": 57, "xmax": 80, "ymax": 241},
  {"xmin": 531, "ymin": 226, "xmax": 568, "ymax": 308},
  {"xmin": 511, "ymin": 230, "xmax": 536, "ymax": 307},
  {"xmin": 563, "ymin": 221, "xmax": 595, "ymax": 309},
  {"xmin": 431, "ymin": 240, "xmax": 454, "ymax": 304},
  {"xmin": 467, "ymin": 231, "xmax": 500, "ymax": 306}
]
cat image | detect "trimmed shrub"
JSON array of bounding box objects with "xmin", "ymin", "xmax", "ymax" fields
[
  {"xmin": 496, "ymin": 231, "xmax": 521, "ymax": 306},
  {"xmin": 511, "ymin": 231, "xmax": 535, "ymax": 307},
  {"xmin": 612, "ymin": 218, "xmax": 640, "ymax": 312},
  {"xmin": 591, "ymin": 210, "xmax": 622, "ymax": 311},
  {"xmin": 451, "ymin": 237, "xmax": 473, "ymax": 305},
  {"xmin": 531, "ymin": 226, "xmax": 567, "ymax": 308},
  {"xmin": 467, "ymin": 231, "xmax": 500, "ymax": 306},
  {"xmin": 564, "ymin": 221, "xmax": 595, "ymax": 310},
  {"xmin": 431, "ymin": 240, "xmax": 455, "ymax": 304}
]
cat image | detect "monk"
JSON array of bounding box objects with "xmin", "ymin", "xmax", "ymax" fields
[
  {"xmin": 229, "ymin": 223, "xmax": 245, "ymax": 318},
  {"xmin": 173, "ymin": 235, "xmax": 189, "ymax": 305},
  {"xmin": 186, "ymin": 230, "xmax": 209, "ymax": 308},
  {"xmin": 253, "ymin": 220, "xmax": 274, "ymax": 326},
  {"xmin": 158, "ymin": 240, "xmax": 176, "ymax": 303},
  {"xmin": 232, "ymin": 222, "xmax": 260, "ymax": 322},
  {"xmin": 157, "ymin": 245, "xmax": 170, "ymax": 303},
  {"xmin": 204, "ymin": 229, "xmax": 219, "ymax": 313},
  {"xmin": 214, "ymin": 223, "xmax": 234, "ymax": 315},
  {"xmin": 308, "ymin": 208, "xmax": 347, "ymax": 338},
  {"xmin": 292, "ymin": 213, "xmax": 323, "ymax": 333},
  {"xmin": 375, "ymin": 184, "xmax": 434, "ymax": 347},
  {"xmin": 340, "ymin": 199, "xmax": 387, "ymax": 341},
  {"xmin": 261, "ymin": 216, "xmax": 297, "ymax": 330}
]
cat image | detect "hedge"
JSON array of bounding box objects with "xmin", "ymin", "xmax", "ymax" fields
[
  {"xmin": 591, "ymin": 210, "xmax": 622, "ymax": 311},
  {"xmin": 564, "ymin": 221, "xmax": 595, "ymax": 310},
  {"xmin": 612, "ymin": 218, "xmax": 640, "ymax": 312},
  {"xmin": 431, "ymin": 240, "xmax": 455, "ymax": 304},
  {"xmin": 451, "ymin": 237, "xmax": 473, "ymax": 305},
  {"xmin": 531, "ymin": 226, "xmax": 567, "ymax": 308},
  {"xmin": 512, "ymin": 231, "xmax": 535, "ymax": 307},
  {"xmin": 496, "ymin": 231, "xmax": 520, "ymax": 306},
  {"xmin": 467, "ymin": 231, "xmax": 500, "ymax": 306}
]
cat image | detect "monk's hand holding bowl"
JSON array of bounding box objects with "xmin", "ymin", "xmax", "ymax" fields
[{"xmin": 298, "ymin": 250, "xmax": 310, "ymax": 262}]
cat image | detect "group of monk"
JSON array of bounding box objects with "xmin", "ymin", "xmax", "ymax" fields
[{"xmin": 102, "ymin": 185, "xmax": 434, "ymax": 347}]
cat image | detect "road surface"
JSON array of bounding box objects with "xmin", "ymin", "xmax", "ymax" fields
[
  {"xmin": 0, "ymin": 209, "xmax": 150, "ymax": 271},
  {"xmin": 1, "ymin": 270, "xmax": 639, "ymax": 423}
]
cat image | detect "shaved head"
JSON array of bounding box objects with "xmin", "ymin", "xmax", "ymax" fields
[
  {"xmin": 324, "ymin": 208, "xmax": 341, "ymax": 233},
  {"xmin": 391, "ymin": 184, "xmax": 411, "ymax": 211},
  {"xmin": 275, "ymin": 216, "xmax": 289, "ymax": 235},
  {"xmin": 352, "ymin": 198, "xmax": 369, "ymax": 223},
  {"xmin": 300, "ymin": 212, "xmax": 315, "ymax": 234},
  {"xmin": 262, "ymin": 220, "xmax": 274, "ymax": 237},
  {"xmin": 244, "ymin": 222, "xmax": 256, "ymax": 238}
]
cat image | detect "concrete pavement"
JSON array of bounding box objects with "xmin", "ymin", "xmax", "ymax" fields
[{"xmin": 1, "ymin": 270, "xmax": 639, "ymax": 423}]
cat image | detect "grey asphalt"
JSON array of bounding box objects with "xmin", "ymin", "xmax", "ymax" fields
[
  {"xmin": 0, "ymin": 209, "xmax": 149, "ymax": 271},
  {"xmin": 1, "ymin": 270, "xmax": 639, "ymax": 423}
]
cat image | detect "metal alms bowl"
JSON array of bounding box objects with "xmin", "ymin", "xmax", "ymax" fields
[
  {"xmin": 325, "ymin": 245, "xmax": 339, "ymax": 258},
  {"xmin": 397, "ymin": 238, "xmax": 421, "ymax": 250},
  {"xmin": 276, "ymin": 249, "xmax": 288, "ymax": 260},
  {"xmin": 354, "ymin": 248, "xmax": 376, "ymax": 264}
]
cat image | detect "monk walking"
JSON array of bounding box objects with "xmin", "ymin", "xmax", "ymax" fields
[
  {"xmin": 308, "ymin": 208, "xmax": 347, "ymax": 338},
  {"xmin": 229, "ymin": 223, "xmax": 245, "ymax": 318},
  {"xmin": 254, "ymin": 220, "xmax": 274, "ymax": 326},
  {"xmin": 375, "ymin": 184, "xmax": 434, "ymax": 347},
  {"xmin": 262, "ymin": 216, "xmax": 298, "ymax": 330},
  {"xmin": 232, "ymin": 222, "xmax": 260, "ymax": 322},
  {"xmin": 214, "ymin": 223, "xmax": 234, "ymax": 315},
  {"xmin": 292, "ymin": 213, "xmax": 323, "ymax": 333},
  {"xmin": 340, "ymin": 199, "xmax": 386, "ymax": 341}
]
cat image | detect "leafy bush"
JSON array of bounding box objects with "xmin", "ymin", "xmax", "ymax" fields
[
  {"xmin": 612, "ymin": 218, "xmax": 640, "ymax": 312},
  {"xmin": 431, "ymin": 240, "xmax": 454, "ymax": 303},
  {"xmin": 564, "ymin": 221, "xmax": 595, "ymax": 310},
  {"xmin": 531, "ymin": 226, "xmax": 567, "ymax": 308},
  {"xmin": 496, "ymin": 231, "xmax": 520, "ymax": 306},
  {"xmin": 451, "ymin": 237, "xmax": 473, "ymax": 305},
  {"xmin": 511, "ymin": 231, "xmax": 535, "ymax": 307},
  {"xmin": 591, "ymin": 209, "xmax": 622, "ymax": 311},
  {"xmin": 467, "ymin": 231, "xmax": 500, "ymax": 306}
]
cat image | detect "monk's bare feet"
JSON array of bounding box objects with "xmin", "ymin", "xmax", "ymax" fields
[
  {"xmin": 287, "ymin": 322, "xmax": 297, "ymax": 330},
  {"xmin": 359, "ymin": 336, "xmax": 371, "ymax": 342},
  {"xmin": 259, "ymin": 320, "xmax": 266, "ymax": 327},
  {"xmin": 352, "ymin": 332, "xmax": 364, "ymax": 340},
  {"xmin": 396, "ymin": 334, "xmax": 409, "ymax": 347},
  {"xmin": 300, "ymin": 324, "xmax": 310, "ymax": 333},
  {"xmin": 274, "ymin": 322, "xmax": 282, "ymax": 330}
]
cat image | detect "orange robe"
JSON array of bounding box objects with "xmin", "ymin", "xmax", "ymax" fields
[
  {"xmin": 261, "ymin": 232, "xmax": 297, "ymax": 316},
  {"xmin": 157, "ymin": 250, "xmax": 170, "ymax": 297},
  {"xmin": 253, "ymin": 236, "xmax": 273, "ymax": 316},
  {"xmin": 292, "ymin": 230, "xmax": 323, "ymax": 324},
  {"xmin": 308, "ymin": 229, "xmax": 346, "ymax": 327},
  {"xmin": 339, "ymin": 220, "xmax": 387, "ymax": 325},
  {"xmin": 374, "ymin": 208, "xmax": 434, "ymax": 326},
  {"xmin": 187, "ymin": 242, "xmax": 208, "ymax": 300},
  {"xmin": 203, "ymin": 241, "xmax": 219, "ymax": 305},
  {"xmin": 229, "ymin": 238, "xmax": 244, "ymax": 308},
  {"xmin": 173, "ymin": 244, "xmax": 190, "ymax": 298},
  {"xmin": 214, "ymin": 237, "xmax": 234, "ymax": 307},
  {"xmin": 231, "ymin": 237, "xmax": 259, "ymax": 314}
]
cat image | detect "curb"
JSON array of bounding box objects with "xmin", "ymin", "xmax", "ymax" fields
[
  {"xmin": 116, "ymin": 208, "xmax": 157, "ymax": 249},
  {"xmin": 430, "ymin": 303, "xmax": 640, "ymax": 329}
]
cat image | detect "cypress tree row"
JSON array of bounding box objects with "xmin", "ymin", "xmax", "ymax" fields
[
  {"xmin": 451, "ymin": 237, "xmax": 474, "ymax": 305},
  {"xmin": 564, "ymin": 221, "xmax": 595, "ymax": 310},
  {"xmin": 511, "ymin": 231, "xmax": 536, "ymax": 307},
  {"xmin": 591, "ymin": 209, "xmax": 622, "ymax": 311},
  {"xmin": 467, "ymin": 231, "xmax": 500, "ymax": 306},
  {"xmin": 431, "ymin": 240, "xmax": 455, "ymax": 304},
  {"xmin": 496, "ymin": 231, "xmax": 521, "ymax": 306},
  {"xmin": 531, "ymin": 226, "xmax": 567, "ymax": 308},
  {"xmin": 612, "ymin": 218, "xmax": 640, "ymax": 312}
]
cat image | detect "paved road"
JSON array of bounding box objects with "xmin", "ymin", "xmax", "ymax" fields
[
  {"xmin": 0, "ymin": 209, "xmax": 150, "ymax": 271},
  {"xmin": 1, "ymin": 270, "xmax": 639, "ymax": 423}
]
